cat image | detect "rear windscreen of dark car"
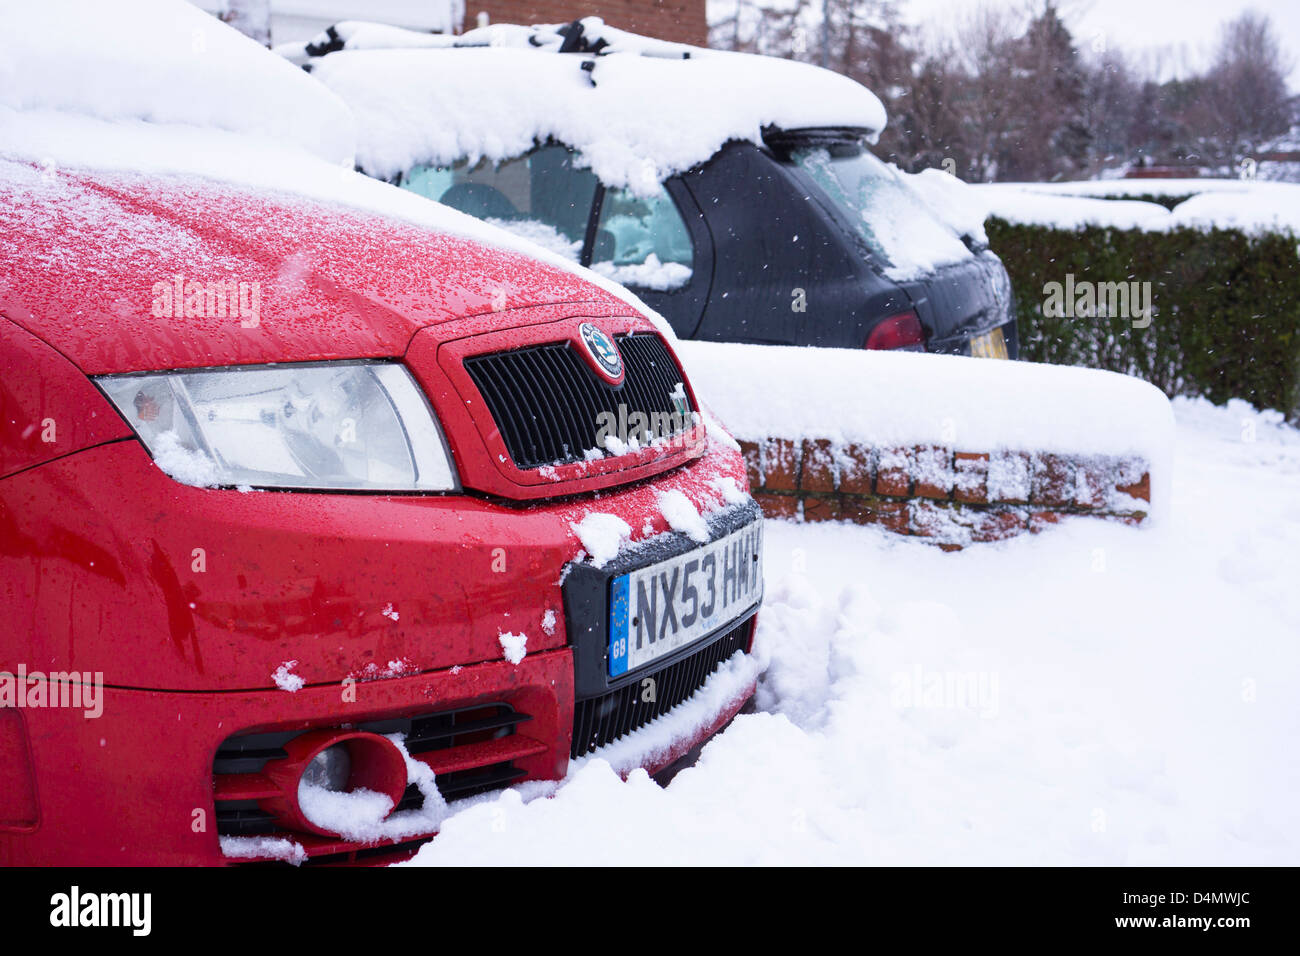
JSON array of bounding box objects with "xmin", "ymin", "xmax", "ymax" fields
[{"xmin": 790, "ymin": 143, "xmax": 973, "ymax": 280}]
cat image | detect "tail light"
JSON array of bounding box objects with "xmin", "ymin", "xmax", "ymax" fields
[{"xmin": 864, "ymin": 311, "xmax": 925, "ymax": 351}]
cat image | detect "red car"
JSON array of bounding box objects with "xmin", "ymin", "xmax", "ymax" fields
[{"xmin": 0, "ymin": 162, "xmax": 763, "ymax": 865}]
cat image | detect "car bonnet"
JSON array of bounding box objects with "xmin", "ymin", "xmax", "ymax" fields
[{"xmin": 0, "ymin": 160, "xmax": 633, "ymax": 375}]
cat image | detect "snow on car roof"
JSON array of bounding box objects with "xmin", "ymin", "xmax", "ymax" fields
[
  {"xmin": 0, "ymin": 0, "xmax": 674, "ymax": 337},
  {"xmin": 0, "ymin": 0, "xmax": 355, "ymax": 167},
  {"xmin": 295, "ymin": 18, "xmax": 889, "ymax": 194}
]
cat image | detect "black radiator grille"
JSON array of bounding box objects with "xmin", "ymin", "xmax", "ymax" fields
[
  {"xmin": 571, "ymin": 616, "xmax": 753, "ymax": 760},
  {"xmin": 464, "ymin": 332, "xmax": 693, "ymax": 470}
]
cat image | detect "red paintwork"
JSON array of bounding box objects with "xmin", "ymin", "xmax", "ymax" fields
[
  {"xmin": 0, "ymin": 167, "xmax": 628, "ymax": 374},
  {"xmin": 0, "ymin": 653, "xmax": 576, "ymax": 865},
  {"xmin": 1, "ymin": 426, "xmax": 745, "ymax": 693},
  {"xmin": 0, "ymin": 164, "xmax": 758, "ymax": 864},
  {"xmin": 0, "ymin": 321, "xmax": 131, "ymax": 478}
]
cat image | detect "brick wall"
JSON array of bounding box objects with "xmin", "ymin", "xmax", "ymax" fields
[
  {"xmin": 466, "ymin": 2, "xmax": 707, "ymax": 46},
  {"xmin": 740, "ymin": 438, "xmax": 1152, "ymax": 550}
]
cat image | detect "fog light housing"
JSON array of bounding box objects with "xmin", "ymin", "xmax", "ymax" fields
[{"xmin": 261, "ymin": 730, "xmax": 408, "ymax": 837}]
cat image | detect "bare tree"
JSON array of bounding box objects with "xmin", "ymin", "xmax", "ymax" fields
[
  {"xmin": 950, "ymin": 3, "xmax": 1023, "ymax": 181},
  {"xmin": 1078, "ymin": 50, "xmax": 1140, "ymax": 176},
  {"xmin": 1200, "ymin": 10, "xmax": 1293, "ymax": 167},
  {"xmin": 707, "ymin": 0, "xmax": 1296, "ymax": 182},
  {"xmin": 887, "ymin": 46, "xmax": 969, "ymax": 173},
  {"xmin": 996, "ymin": 2, "xmax": 1090, "ymax": 181}
]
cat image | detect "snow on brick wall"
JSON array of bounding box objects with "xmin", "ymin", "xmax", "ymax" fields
[
  {"xmin": 739, "ymin": 438, "xmax": 1151, "ymax": 549},
  {"xmin": 677, "ymin": 340, "xmax": 1173, "ymax": 547}
]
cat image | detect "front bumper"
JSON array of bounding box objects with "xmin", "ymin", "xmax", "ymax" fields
[
  {"xmin": 0, "ymin": 625, "xmax": 757, "ymax": 866},
  {"xmin": 2, "ymin": 655, "xmax": 570, "ymax": 865},
  {"xmin": 0, "ymin": 433, "xmax": 760, "ymax": 864}
]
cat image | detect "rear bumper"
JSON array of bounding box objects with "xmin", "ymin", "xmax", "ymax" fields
[
  {"xmin": 904, "ymin": 251, "xmax": 1019, "ymax": 359},
  {"xmin": 927, "ymin": 314, "xmax": 1020, "ymax": 359}
]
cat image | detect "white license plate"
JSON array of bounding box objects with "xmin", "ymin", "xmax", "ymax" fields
[{"xmin": 608, "ymin": 521, "xmax": 763, "ymax": 677}]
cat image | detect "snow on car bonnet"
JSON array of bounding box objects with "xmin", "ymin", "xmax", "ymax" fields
[
  {"xmin": 0, "ymin": 2, "xmax": 676, "ymax": 337},
  {"xmin": 301, "ymin": 19, "xmax": 888, "ymax": 195},
  {"xmin": 0, "ymin": 0, "xmax": 355, "ymax": 167}
]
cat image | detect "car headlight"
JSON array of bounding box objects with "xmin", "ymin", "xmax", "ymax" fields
[{"xmin": 96, "ymin": 361, "xmax": 458, "ymax": 491}]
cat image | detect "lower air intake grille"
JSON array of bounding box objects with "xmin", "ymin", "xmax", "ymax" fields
[
  {"xmin": 571, "ymin": 616, "xmax": 753, "ymax": 759},
  {"xmin": 464, "ymin": 332, "xmax": 692, "ymax": 470},
  {"xmin": 213, "ymin": 703, "xmax": 530, "ymax": 839}
]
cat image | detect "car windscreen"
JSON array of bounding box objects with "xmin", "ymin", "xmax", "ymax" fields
[
  {"xmin": 399, "ymin": 145, "xmax": 598, "ymax": 262},
  {"xmin": 399, "ymin": 144, "xmax": 693, "ymax": 291},
  {"xmin": 789, "ymin": 143, "xmax": 973, "ymax": 280}
]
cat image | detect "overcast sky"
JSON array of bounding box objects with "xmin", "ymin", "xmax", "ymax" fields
[{"xmin": 901, "ymin": 0, "xmax": 1300, "ymax": 89}]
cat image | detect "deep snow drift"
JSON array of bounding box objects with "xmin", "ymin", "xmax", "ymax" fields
[{"xmin": 403, "ymin": 397, "xmax": 1300, "ymax": 865}]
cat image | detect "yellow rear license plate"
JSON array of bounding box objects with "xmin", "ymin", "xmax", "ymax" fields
[{"xmin": 970, "ymin": 327, "xmax": 1009, "ymax": 359}]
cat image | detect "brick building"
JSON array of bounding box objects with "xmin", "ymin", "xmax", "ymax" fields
[
  {"xmin": 200, "ymin": 1, "xmax": 708, "ymax": 49},
  {"xmin": 466, "ymin": 1, "xmax": 707, "ymax": 45}
]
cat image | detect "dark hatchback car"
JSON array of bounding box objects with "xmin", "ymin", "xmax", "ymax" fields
[{"xmin": 292, "ymin": 20, "xmax": 1017, "ymax": 359}]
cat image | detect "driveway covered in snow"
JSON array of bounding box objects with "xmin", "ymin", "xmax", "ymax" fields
[{"xmin": 406, "ymin": 398, "xmax": 1300, "ymax": 865}]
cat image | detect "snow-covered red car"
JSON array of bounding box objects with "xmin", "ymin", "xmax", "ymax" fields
[{"xmin": 0, "ymin": 1, "xmax": 762, "ymax": 865}]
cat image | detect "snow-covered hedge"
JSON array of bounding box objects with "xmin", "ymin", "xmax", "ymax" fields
[
  {"xmin": 968, "ymin": 179, "xmax": 1300, "ymax": 419},
  {"xmin": 977, "ymin": 179, "xmax": 1300, "ymax": 233},
  {"xmin": 983, "ymin": 211, "xmax": 1300, "ymax": 419},
  {"xmin": 678, "ymin": 340, "xmax": 1173, "ymax": 544}
]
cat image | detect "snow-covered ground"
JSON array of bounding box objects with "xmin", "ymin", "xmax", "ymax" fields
[
  {"xmin": 405, "ymin": 397, "xmax": 1300, "ymax": 865},
  {"xmin": 5, "ymin": 1, "xmax": 1295, "ymax": 868}
]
